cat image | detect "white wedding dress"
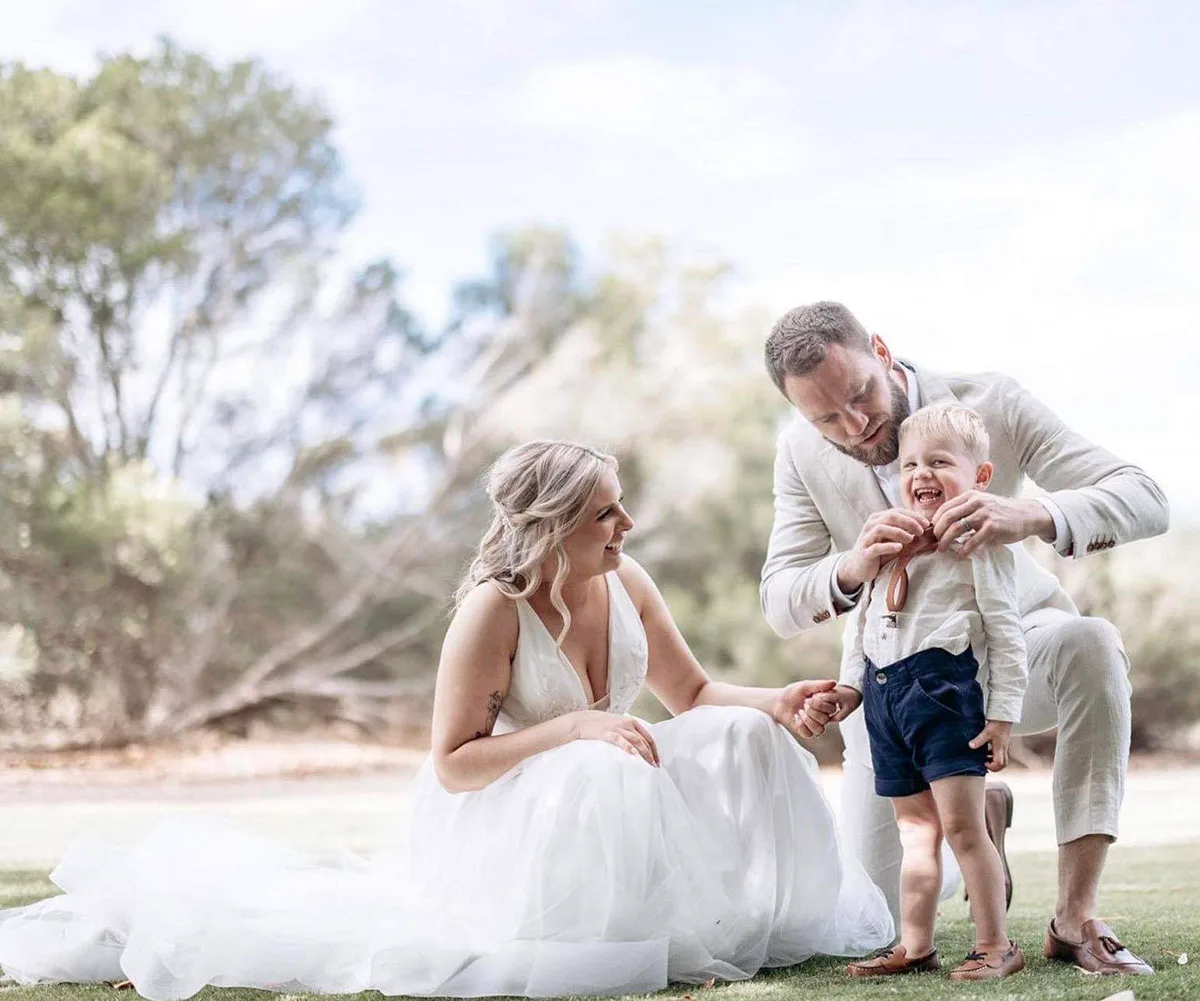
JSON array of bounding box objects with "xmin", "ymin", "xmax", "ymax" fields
[{"xmin": 0, "ymin": 572, "xmax": 892, "ymax": 998}]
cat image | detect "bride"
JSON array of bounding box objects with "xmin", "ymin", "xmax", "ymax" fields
[{"xmin": 0, "ymin": 440, "xmax": 893, "ymax": 999}]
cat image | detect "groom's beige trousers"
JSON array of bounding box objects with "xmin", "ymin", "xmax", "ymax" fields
[{"xmin": 839, "ymin": 606, "xmax": 1132, "ymax": 922}]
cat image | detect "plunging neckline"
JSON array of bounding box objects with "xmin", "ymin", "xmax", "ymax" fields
[{"xmin": 523, "ymin": 573, "xmax": 614, "ymax": 709}]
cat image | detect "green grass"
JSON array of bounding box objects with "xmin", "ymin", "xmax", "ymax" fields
[{"xmin": 3, "ymin": 844, "xmax": 1198, "ymax": 1001}]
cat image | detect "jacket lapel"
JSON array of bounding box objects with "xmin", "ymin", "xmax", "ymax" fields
[
  {"xmin": 816, "ymin": 438, "xmax": 892, "ymax": 523},
  {"xmin": 906, "ymin": 362, "xmax": 957, "ymax": 407}
]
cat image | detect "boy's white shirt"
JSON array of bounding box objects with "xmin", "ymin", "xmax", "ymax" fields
[{"xmin": 841, "ymin": 542, "xmax": 1029, "ymax": 723}]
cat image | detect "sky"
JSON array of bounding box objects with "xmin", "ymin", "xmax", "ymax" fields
[{"xmin": 2, "ymin": 0, "xmax": 1198, "ymax": 522}]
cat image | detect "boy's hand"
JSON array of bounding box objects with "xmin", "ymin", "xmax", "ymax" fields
[
  {"xmin": 969, "ymin": 719, "xmax": 1014, "ymax": 771},
  {"xmin": 791, "ymin": 685, "xmax": 863, "ymax": 738}
]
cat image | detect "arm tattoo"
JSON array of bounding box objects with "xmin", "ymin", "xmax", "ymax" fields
[{"xmin": 470, "ymin": 691, "xmax": 505, "ymax": 741}]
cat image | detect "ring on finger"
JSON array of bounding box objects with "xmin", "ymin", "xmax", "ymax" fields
[{"xmin": 959, "ymin": 517, "xmax": 972, "ymax": 534}]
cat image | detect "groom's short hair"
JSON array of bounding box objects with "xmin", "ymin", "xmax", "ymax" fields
[{"xmin": 764, "ymin": 301, "xmax": 873, "ymax": 392}]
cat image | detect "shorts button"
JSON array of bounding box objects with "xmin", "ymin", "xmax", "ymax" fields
[{"xmin": 875, "ymin": 672, "xmax": 887, "ymax": 685}]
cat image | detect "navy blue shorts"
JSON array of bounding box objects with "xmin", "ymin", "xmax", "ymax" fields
[{"xmin": 862, "ymin": 646, "xmax": 989, "ymax": 798}]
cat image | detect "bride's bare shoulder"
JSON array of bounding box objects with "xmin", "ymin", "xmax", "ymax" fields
[
  {"xmin": 450, "ymin": 580, "xmax": 520, "ymax": 645},
  {"xmin": 615, "ymin": 556, "xmax": 659, "ymax": 613}
]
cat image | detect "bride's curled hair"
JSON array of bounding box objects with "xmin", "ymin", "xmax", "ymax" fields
[{"xmin": 456, "ymin": 440, "xmax": 617, "ymax": 644}]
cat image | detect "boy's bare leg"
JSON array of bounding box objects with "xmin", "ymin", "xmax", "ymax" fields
[
  {"xmin": 891, "ymin": 790, "xmax": 943, "ymax": 957},
  {"xmin": 931, "ymin": 775, "xmax": 1009, "ymax": 953}
]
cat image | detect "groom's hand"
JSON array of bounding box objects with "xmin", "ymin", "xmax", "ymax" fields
[
  {"xmin": 792, "ymin": 685, "xmax": 862, "ymax": 738},
  {"xmin": 932, "ymin": 490, "xmax": 1055, "ymax": 557},
  {"xmin": 838, "ymin": 510, "xmax": 931, "ymax": 593}
]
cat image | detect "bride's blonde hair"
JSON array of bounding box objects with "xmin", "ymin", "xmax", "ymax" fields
[{"xmin": 455, "ymin": 440, "xmax": 619, "ymax": 644}]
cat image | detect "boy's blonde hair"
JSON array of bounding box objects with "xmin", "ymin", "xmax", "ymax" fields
[{"xmin": 899, "ymin": 402, "xmax": 990, "ymax": 463}]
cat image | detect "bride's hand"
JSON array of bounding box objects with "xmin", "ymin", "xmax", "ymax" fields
[
  {"xmin": 792, "ymin": 685, "xmax": 862, "ymax": 738},
  {"xmin": 772, "ymin": 679, "xmax": 837, "ymax": 737},
  {"xmin": 567, "ymin": 711, "xmax": 660, "ymax": 767}
]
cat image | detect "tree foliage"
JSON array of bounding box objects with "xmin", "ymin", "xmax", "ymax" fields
[
  {"xmin": 0, "ymin": 42, "xmax": 585, "ymax": 747},
  {"xmin": 0, "ymin": 41, "xmax": 1193, "ymax": 758}
]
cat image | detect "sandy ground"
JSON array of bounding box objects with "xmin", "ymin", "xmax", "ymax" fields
[{"xmin": 0, "ymin": 744, "xmax": 1196, "ymax": 867}]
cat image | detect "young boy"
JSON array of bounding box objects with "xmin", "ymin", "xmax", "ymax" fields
[{"xmin": 829, "ymin": 402, "xmax": 1028, "ymax": 981}]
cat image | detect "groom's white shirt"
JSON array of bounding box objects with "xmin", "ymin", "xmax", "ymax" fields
[{"xmin": 760, "ymin": 363, "xmax": 1169, "ymax": 680}]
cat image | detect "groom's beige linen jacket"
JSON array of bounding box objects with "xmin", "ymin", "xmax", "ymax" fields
[{"xmin": 760, "ymin": 363, "xmax": 1170, "ymax": 681}]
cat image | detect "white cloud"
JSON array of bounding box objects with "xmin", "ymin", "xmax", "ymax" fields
[
  {"xmin": 508, "ymin": 55, "xmax": 808, "ymax": 182},
  {"xmin": 811, "ymin": 0, "xmax": 1127, "ymax": 95},
  {"xmin": 743, "ymin": 107, "xmax": 1200, "ymax": 520},
  {"xmin": 2, "ymin": 0, "xmax": 1197, "ymax": 519}
]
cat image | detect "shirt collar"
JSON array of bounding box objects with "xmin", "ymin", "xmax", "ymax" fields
[{"xmin": 897, "ymin": 359, "xmax": 921, "ymax": 415}]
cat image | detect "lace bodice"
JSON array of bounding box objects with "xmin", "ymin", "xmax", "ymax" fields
[{"xmin": 494, "ymin": 572, "xmax": 648, "ymax": 733}]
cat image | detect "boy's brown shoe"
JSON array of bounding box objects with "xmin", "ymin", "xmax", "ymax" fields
[
  {"xmin": 846, "ymin": 945, "xmax": 940, "ymax": 977},
  {"xmin": 1043, "ymin": 919, "xmax": 1154, "ymax": 975},
  {"xmin": 949, "ymin": 940, "xmax": 1025, "ymax": 980}
]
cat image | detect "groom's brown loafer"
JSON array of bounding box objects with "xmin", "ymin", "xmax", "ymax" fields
[
  {"xmin": 949, "ymin": 940, "xmax": 1025, "ymax": 980},
  {"xmin": 846, "ymin": 945, "xmax": 939, "ymax": 977},
  {"xmin": 1043, "ymin": 918, "xmax": 1154, "ymax": 975}
]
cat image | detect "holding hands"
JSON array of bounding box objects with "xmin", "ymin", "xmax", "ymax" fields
[
  {"xmin": 789, "ymin": 685, "xmax": 862, "ymax": 738},
  {"xmin": 772, "ymin": 679, "xmax": 840, "ymax": 737}
]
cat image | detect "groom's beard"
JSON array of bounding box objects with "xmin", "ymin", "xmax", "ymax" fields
[{"xmin": 827, "ymin": 378, "xmax": 910, "ymax": 467}]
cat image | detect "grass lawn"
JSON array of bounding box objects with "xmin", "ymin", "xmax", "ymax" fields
[{"xmin": 2, "ymin": 842, "xmax": 1197, "ymax": 1001}]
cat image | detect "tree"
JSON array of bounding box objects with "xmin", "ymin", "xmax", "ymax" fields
[
  {"xmin": 2, "ymin": 42, "xmax": 1193, "ymax": 756},
  {"xmin": 0, "ymin": 40, "xmax": 359, "ymax": 480},
  {"xmin": 0, "ymin": 41, "xmax": 584, "ymax": 748}
]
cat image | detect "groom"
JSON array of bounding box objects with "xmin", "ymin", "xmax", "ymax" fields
[{"xmin": 759, "ymin": 301, "xmax": 1167, "ymax": 975}]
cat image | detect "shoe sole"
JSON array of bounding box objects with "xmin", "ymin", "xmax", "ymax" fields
[
  {"xmin": 948, "ymin": 962, "xmax": 1025, "ymax": 980},
  {"xmin": 847, "ymin": 960, "xmax": 940, "ymax": 977},
  {"xmin": 949, "ymin": 946, "xmax": 1026, "ymax": 980},
  {"xmin": 1044, "ymin": 938, "xmax": 1156, "ymax": 975}
]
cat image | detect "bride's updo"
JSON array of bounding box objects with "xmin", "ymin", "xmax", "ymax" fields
[{"xmin": 456, "ymin": 440, "xmax": 618, "ymax": 640}]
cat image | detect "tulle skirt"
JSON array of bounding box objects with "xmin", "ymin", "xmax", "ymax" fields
[{"xmin": 0, "ymin": 706, "xmax": 893, "ymax": 998}]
